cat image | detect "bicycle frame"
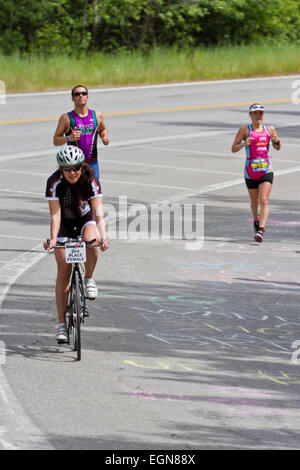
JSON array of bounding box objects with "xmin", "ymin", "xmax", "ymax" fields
[
  {"xmin": 66, "ymin": 262, "xmax": 85, "ymax": 361},
  {"xmin": 47, "ymin": 236, "xmax": 101, "ymax": 361}
]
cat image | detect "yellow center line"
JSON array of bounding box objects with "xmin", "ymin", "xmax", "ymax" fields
[{"xmin": 0, "ymin": 98, "xmax": 292, "ymax": 125}]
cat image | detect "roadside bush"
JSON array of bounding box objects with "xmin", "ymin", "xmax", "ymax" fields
[{"xmin": 1, "ymin": 0, "xmax": 300, "ymax": 54}]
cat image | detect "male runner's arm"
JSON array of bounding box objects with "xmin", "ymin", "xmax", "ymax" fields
[
  {"xmin": 96, "ymin": 111, "xmax": 109, "ymax": 146},
  {"xmin": 53, "ymin": 114, "xmax": 81, "ymax": 146},
  {"xmin": 231, "ymin": 125, "xmax": 253, "ymax": 153}
]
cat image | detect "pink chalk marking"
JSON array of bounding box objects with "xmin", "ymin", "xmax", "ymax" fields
[
  {"xmin": 129, "ymin": 390, "xmax": 193, "ymax": 401},
  {"xmin": 208, "ymin": 397, "xmax": 268, "ymax": 406}
]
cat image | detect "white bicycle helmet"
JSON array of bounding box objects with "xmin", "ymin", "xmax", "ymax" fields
[{"xmin": 56, "ymin": 145, "xmax": 85, "ymax": 166}]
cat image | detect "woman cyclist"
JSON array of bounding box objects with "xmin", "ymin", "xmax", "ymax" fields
[
  {"xmin": 44, "ymin": 145, "xmax": 109, "ymax": 343},
  {"xmin": 231, "ymin": 103, "xmax": 281, "ymax": 242}
]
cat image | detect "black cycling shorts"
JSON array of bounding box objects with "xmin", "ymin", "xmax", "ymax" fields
[
  {"xmin": 57, "ymin": 212, "xmax": 96, "ymax": 243},
  {"xmin": 245, "ymin": 172, "xmax": 274, "ymax": 189}
]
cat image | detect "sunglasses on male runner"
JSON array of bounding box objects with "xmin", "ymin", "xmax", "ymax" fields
[
  {"xmin": 73, "ymin": 92, "xmax": 88, "ymax": 97},
  {"xmin": 62, "ymin": 165, "xmax": 82, "ymax": 172}
]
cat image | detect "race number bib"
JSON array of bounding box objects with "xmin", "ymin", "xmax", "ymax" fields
[
  {"xmin": 250, "ymin": 158, "xmax": 268, "ymax": 172},
  {"xmin": 65, "ymin": 241, "xmax": 86, "ymax": 263}
]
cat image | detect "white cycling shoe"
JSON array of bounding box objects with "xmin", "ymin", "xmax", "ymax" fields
[
  {"xmin": 56, "ymin": 323, "xmax": 68, "ymax": 344},
  {"xmin": 84, "ymin": 278, "xmax": 98, "ymax": 300}
]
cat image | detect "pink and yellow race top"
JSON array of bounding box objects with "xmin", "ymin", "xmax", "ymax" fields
[{"xmin": 244, "ymin": 124, "xmax": 272, "ymax": 181}]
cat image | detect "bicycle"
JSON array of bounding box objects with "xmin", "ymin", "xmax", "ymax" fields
[{"xmin": 47, "ymin": 236, "xmax": 101, "ymax": 361}]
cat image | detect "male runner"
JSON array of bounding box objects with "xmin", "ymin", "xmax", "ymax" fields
[{"xmin": 53, "ymin": 85, "xmax": 109, "ymax": 178}]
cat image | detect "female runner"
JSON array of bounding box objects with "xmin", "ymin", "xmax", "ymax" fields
[{"xmin": 232, "ymin": 103, "xmax": 281, "ymax": 242}]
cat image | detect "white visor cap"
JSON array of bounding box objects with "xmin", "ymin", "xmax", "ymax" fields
[{"xmin": 249, "ymin": 104, "xmax": 264, "ymax": 112}]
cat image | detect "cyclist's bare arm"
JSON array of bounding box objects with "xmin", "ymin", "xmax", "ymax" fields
[
  {"xmin": 91, "ymin": 197, "xmax": 110, "ymax": 251},
  {"xmin": 96, "ymin": 111, "xmax": 109, "ymax": 146},
  {"xmin": 44, "ymin": 200, "xmax": 61, "ymax": 250},
  {"xmin": 231, "ymin": 125, "xmax": 252, "ymax": 153}
]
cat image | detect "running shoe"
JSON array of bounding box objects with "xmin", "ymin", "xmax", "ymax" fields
[
  {"xmin": 56, "ymin": 323, "xmax": 67, "ymax": 343},
  {"xmin": 84, "ymin": 278, "xmax": 98, "ymax": 300},
  {"xmin": 254, "ymin": 229, "xmax": 264, "ymax": 243},
  {"xmin": 253, "ymin": 220, "xmax": 259, "ymax": 233}
]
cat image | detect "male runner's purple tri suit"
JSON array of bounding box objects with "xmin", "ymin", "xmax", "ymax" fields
[
  {"xmin": 45, "ymin": 169, "xmax": 102, "ymax": 243},
  {"xmin": 66, "ymin": 110, "xmax": 100, "ymax": 178}
]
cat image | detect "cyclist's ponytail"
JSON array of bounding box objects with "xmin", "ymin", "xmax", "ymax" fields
[{"xmin": 76, "ymin": 163, "xmax": 97, "ymax": 200}]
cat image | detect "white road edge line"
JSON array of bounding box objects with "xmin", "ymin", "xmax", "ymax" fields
[
  {"xmin": 0, "ymin": 122, "xmax": 299, "ymax": 163},
  {"xmin": 0, "ymin": 129, "xmax": 232, "ymax": 162},
  {"xmin": 159, "ymin": 165, "xmax": 300, "ymax": 205},
  {"xmin": 6, "ymin": 74, "xmax": 300, "ymax": 98},
  {"xmin": 0, "ymin": 242, "xmax": 53, "ymax": 450},
  {"xmin": 0, "ymin": 160, "xmax": 241, "ymax": 177}
]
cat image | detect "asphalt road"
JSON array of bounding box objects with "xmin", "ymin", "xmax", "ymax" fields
[{"xmin": 1, "ymin": 76, "xmax": 300, "ymax": 450}]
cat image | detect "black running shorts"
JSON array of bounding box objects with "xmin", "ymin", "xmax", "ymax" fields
[
  {"xmin": 57, "ymin": 212, "xmax": 96, "ymax": 243},
  {"xmin": 245, "ymin": 172, "xmax": 274, "ymax": 189}
]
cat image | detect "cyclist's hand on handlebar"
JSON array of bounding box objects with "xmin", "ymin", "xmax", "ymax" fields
[
  {"xmin": 100, "ymin": 238, "xmax": 110, "ymax": 252},
  {"xmin": 43, "ymin": 238, "xmax": 57, "ymax": 250}
]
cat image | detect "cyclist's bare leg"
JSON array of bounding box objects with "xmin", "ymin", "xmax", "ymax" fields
[
  {"xmin": 82, "ymin": 224, "xmax": 99, "ymax": 279},
  {"xmin": 247, "ymin": 187, "xmax": 259, "ymax": 221},
  {"xmin": 258, "ymin": 181, "xmax": 272, "ymax": 229},
  {"xmin": 54, "ymin": 247, "xmax": 72, "ymax": 324}
]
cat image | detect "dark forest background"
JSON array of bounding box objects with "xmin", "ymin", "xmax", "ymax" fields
[{"xmin": 1, "ymin": 0, "xmax": 300, "ymax": 55}]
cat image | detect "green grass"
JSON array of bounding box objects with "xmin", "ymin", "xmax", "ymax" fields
[{"xmin": 2, "ymin": 43, "xmax": 300, "ymax": 93}]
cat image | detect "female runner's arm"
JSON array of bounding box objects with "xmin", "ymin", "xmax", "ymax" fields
[
  {"xmin": 231, "ymin": 125, "xmax": 253, "ymax": 153},
  {"xmin": 268, "ymin": 126, "xmax": 281, "ymax": 150}
]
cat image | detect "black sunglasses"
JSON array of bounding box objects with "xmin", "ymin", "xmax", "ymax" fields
[
  {"xmin": 73, "ymin": 91, "xmax": 88, "ymax": 97},
  {"xmin": 63, "ymin": 165, "xmax": 82, "ymax": 172}
]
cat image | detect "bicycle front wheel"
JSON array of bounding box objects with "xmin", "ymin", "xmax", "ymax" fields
[{"xmin": 73, "ymin": 270, "xmax": 81, "ymax": 361}]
